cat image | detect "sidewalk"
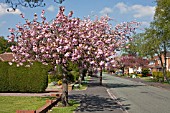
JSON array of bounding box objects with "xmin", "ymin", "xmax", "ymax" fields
[
  {"xmin": 69, "ymin": 77, "xmax": 124, "ymax": 113},
  {"xmin": 0, "ymin": 86, "xmax": 62, "ymax": 97}
]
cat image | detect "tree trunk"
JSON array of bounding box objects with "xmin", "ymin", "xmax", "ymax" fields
[
  {"xmin": 100, "ymin": 68, "xmax": 102, "ymax": 85},
  {"xmin": 162, "ymin": 67, "xmax": 167, "ymax": 82},
  {"xmin": 121, "ymin": 66, "xmax": 125, "ymax": 76},
  {"xmin": 128, "ymin": 68, "xmax": 130, "ymax": 76},
  {"xmin": 81, "ymin": 68, "xmax": 87, "ymax": 81},
  {"xmin": 163, "ymin": 43, "xmax": 168, "ymax": 82},
  {"xmin": 159, "ymin": 42, "xmax": 168, "ymax": 82},
  {"xmin": 78, "ymin": 72, "xmax": 82, "ymax": 85},
  {"xmin": 61, "ymin": 73, "xmax": 69, "ymax": 106}
]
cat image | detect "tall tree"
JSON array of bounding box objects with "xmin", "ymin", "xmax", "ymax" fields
[
  {"xmin": 127, "ymin": 0, "xmax": 170, "ymax": 81},
  {"xmin": 0, "ymin": 36, "xmax": 14, "ymax": 54},
  {"xmin": 149, "ymin": 0, "xmax": 170, "ymax": 81}
]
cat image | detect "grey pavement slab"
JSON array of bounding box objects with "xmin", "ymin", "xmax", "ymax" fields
[{"xmin": 0, "ymin": 92, "xmax": 59, "ymax": 97}]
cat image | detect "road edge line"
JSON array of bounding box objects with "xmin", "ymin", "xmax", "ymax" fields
[{"xmin": 107, "ymin": 89, "xmax": 129, "ymax": 113}]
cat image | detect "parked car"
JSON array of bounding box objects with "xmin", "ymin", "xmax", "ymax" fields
[{"xmin": 115, "ymin": 71, "xmax": 123, "ymax": 75}]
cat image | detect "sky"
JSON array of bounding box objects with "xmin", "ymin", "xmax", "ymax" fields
[{"xmin": 0, "ymin": 0, "xmax": 156, "ymax": 39}]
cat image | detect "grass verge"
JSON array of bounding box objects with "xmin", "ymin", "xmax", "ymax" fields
[
  {"xmin": 0, "ymin": 96, "xmax": 54, "ymax": 113},
  {"xmin": 73, "ymin": 83, "xmax": 88, "ymax": 91},
  {"xmin": 49, "ymin": 100, "xmax": 79, "ymax": 113},
  {"xmin": 140, "ymin": 77, "xmax": 154, "ymax": 82}
]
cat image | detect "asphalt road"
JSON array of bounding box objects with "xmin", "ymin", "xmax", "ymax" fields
[{"xmin": 102, "ymin": 73, "xmax": 170, "ymax": 113}]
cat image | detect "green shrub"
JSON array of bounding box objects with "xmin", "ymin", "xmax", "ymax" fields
[
  {"xmin": 48, "ymin": 74, "xmax": 59, "ymax": 83},
  {"xmin": 152, "ymin": 71, "xmax": 170, "ymax": 82},
  {"xmin": 65, "ymin": 61, "xmax": 79, "ymax": 82},
  {"xmin": 137, "ymin": 74, "xmax": 143, "ymax": 77},
  {"xmin": 70, "ymin": 71, "xmax": 79, "ymax": 82},
  {"xmin": 0, "ymin": 61, "xmax": 51, "ymax": 92},
  {"xmin": 142, "ymin": 68, "xmax": 150, "ymax": 77},
  {"xmin": 152, "ymin": 72, "xmax": 163, "ymax": 82}
]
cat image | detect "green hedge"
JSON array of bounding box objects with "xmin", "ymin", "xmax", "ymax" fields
[
  {"xmin": 0, "ymin": 62, "xmax": 51, "ymax": 93},
  {"xmin": 152, "ymin": 72, "xmax": 170, "ymax": 82}
]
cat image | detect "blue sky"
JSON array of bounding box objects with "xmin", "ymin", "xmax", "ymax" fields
[{"xmin": 0, "ymin": 0, "xmax": 156, "ymax": 39}]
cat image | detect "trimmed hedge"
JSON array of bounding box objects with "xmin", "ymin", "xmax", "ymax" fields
[{"xmin": 0, "ymin": 62, "xmax": 51, "ymax": 93}]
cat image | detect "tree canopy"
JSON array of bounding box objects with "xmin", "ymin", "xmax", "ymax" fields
[
  {"xmin": 126, "ymin": 0, "xmax": 170, "ymax": 81},
  {"xmin": 5, "ymin": 0, "xmax": 65, "ymax": 10},
  {"xmin": 0, "ymin": 36, "xmax": 15, "ymax": 54}
]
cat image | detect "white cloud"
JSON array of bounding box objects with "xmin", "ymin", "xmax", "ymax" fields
[
  {"xmin": 100, "ymin": 7, "xmax": 113, "ymax": 15},
  {"xmin": 47, "ymin": 5, "xmax": 55, "ymax": 12},
  {"xmin": 115, "ymin": 2, "xmax": 128, "ymax": 13},
  {"xmin": 115, "ymin": 2, "xmax": 155, "ymax": 18},
  {"xmin": 131, "ymin": 5, "xmax": 155, "ymax": 18},
  {"xmin": 0, "ymin": 3, "xmax": 22, "ymax": 16}
]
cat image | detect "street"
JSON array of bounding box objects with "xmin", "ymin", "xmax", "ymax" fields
[{"xmin": 102, "ymin": 73, "xmax": 170, "ymax": 113}]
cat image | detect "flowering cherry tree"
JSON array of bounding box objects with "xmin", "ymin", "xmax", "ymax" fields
[
  {"xmin": 8, "ymin": 6, "xmax": 83, "ymax": 106},
  {"xmin": 78, "ymin": 18, "xmax": 140, "ymax": 84},
  {"xmin": 8, "ymin": 6, "xmax": 140, "ymax": 105},
  {"xmin": 115, "ymin": 54, "xmax": 149, "ymax": 75}
]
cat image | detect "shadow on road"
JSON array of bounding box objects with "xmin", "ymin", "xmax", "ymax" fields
[
  {"xmin": 69, "ymin": 94, "xmax": 129, "ymax": 112},
  {"xmin": 103, "ymin": 83, "xmax": 144, "ymax": 89}
]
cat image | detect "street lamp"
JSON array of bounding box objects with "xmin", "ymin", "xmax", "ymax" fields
[{"xmin": 5, "ymin": 0, "xmax": 65, "ymax": 11}]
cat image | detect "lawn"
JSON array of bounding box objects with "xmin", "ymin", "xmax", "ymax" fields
[
  {"xmin": 77, "ymin": 84, "xmax": 88, "ymax": 90},
  {"xmin": 140, "ymin": 76, "xmax": 154, "ymax": 82},
  {"xmin": 49, "ymin": 100, "xmax": 79, "ymax": 113},
  {"xmin": 0, "ymin": 96, "xmax": 53, "ymax": 113}
]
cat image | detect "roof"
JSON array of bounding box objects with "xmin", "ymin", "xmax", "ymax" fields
[{"xmin": 0, "ymin": 52, "xmax": 14, "ymax": 62}]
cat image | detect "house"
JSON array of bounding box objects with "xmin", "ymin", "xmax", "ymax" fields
[
  {"xmin": 148, "ymin": 52, "xmax": 170, "ymax": 72},
  {"xmin": 0, "ymin": 52, "xmax": 14, "ymax": 62}
]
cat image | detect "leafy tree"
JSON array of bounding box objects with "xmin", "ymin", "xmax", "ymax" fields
[
  {"xmin": 0, "ymin": 36, "xmax": 15, "ymax": 54},
  {"xmin": 127, "ymin": 0, "xmax": 170, "ymax": 82},
  {"xmin": 144, "ymin": 0, "xmax": 170, "ymax": 82}
]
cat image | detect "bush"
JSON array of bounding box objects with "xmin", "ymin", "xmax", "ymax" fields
[
  {"xmin": 65, "ymin": 61, "xmax": 79, "ymax": 82},
  {"xmin": 48, "ymin": 74, "xmax": 59, "ymax": 83},
  {"xmin": 0, "ymin": 61, "xmax": 51, "ymax": 92},
  {"xmin": 137, "ymin": 74, "xmax": 143, "ymax": 77},
  {"xmin": 142, "ymin": 68, "xmax": 150, "ymax": 77},
  {"xmin": 152, "ymin": 71, "xmax": 170, "ymax": 82},
  {"xmin": 57, "ymin": 80, "xmax": 62, "ymax": 85},
  {"xmin": 152, "ymin": 72, "xmax": 164, "ymax": 82}
]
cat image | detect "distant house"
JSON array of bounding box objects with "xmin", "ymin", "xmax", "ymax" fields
[
  {"xmin": 148, "ymin": 52, "xmax": 170, "ymax": 72},
  {"xmin": 0, "ymin": 52, "xmax": 14, "ymax": 62}
]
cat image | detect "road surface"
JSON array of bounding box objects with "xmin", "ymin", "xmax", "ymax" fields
[{"xmin": 102, "ymin": 73, "xmax": 170, "ymax": 113}]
